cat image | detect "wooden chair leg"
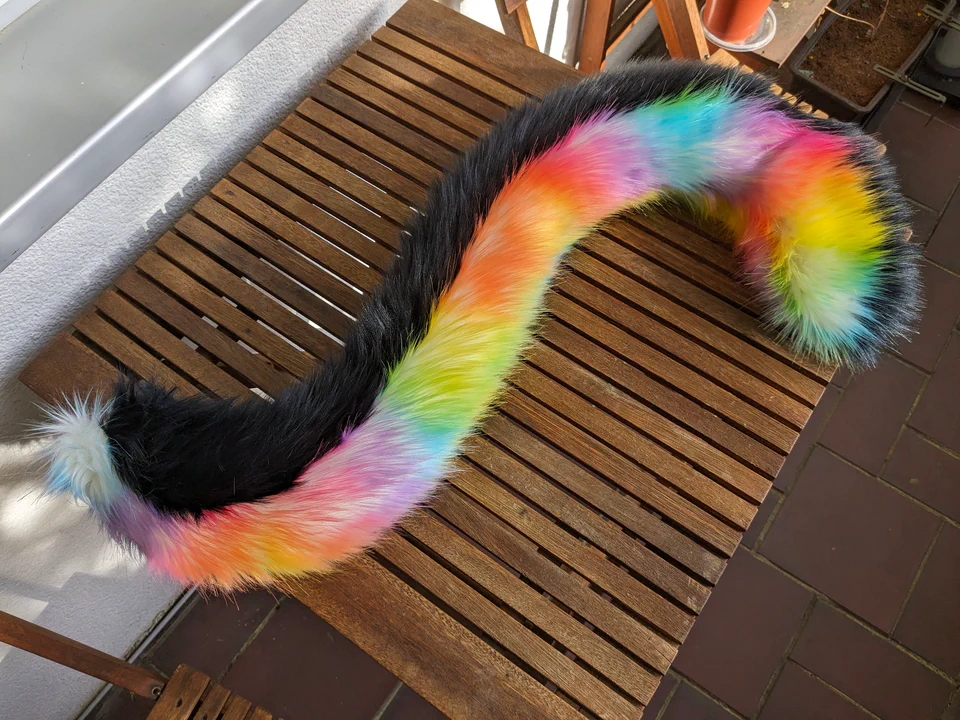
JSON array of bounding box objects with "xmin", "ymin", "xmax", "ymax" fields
[
  {"xmin": 0, "ymin": 610, "xmax": 165, "ymax": 699},
  {"xmin": 652, "ymin": 0, "xmax": 710, "ymax": 59},
  {"xmin": 579, "ymin": 0, "xmax": 615, "ymax": 73},
  {"xmin": 494, "ymin": 0, "xmax": 538, "ymax": 50}
]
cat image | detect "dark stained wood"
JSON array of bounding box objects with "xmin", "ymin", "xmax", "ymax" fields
[
  {"xmin": 146, "ymin": 666, "xmax": 208, "ymax": 720},
  {"xmin": 296, "ymin": 557, "xmax": 585, "ymax": 720},
  {"xmin": 19, "ymin": 333, "xmax": 118, "ymax": 401},
  {"xmin": 0, "ymin": 610, "xmax": 164, "ymax": 699},
  {"xmin": 19, "ymin": 3, "xmax": 838, "ymax": 718},
  {"xmin": 653, "ymin": 0, "xmax": 710, "ymax": 59},
  {"xmin": 579, "ymin": 0, "xmax": 615, "ymax": 73},
  {"xmin": 494, "ymin": 0, "xmax": 538, "ymax": 50},
  {"xmin": 191, "ymin": 683, "xmax": 232, "ymax": 720},
  {"xmin": 217, "ymin": 695, "xmax": 252, "ymax": 720}
]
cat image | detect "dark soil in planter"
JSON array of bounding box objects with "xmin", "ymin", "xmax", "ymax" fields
[{"xmin": 799, "ymin": 0, "xmax": 936, "ymax": 105}]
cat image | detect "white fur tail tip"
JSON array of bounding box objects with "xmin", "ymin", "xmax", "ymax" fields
[{"xmin": 34, "ymin": 394, "xmax": 122, "ymax": 510}]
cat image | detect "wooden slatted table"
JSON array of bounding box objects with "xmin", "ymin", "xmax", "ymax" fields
[{"xmin": 19, "ymin": 1, "xmax": 835, "ymax": 717}]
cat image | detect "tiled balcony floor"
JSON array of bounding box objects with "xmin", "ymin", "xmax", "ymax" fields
[{"xmin": 90, "ymin": 88, "xmax": 960, "ymax": 720}]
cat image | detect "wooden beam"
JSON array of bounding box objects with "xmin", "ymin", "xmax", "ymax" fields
[
  {"xmin": 653, "ymin": 0, "xmax": 709, "ymax": 59},
  {"xmin": 578, "ymin": 0, "xmax": 614, "ymax": 73},
  {"xmin": 494, "ymin": 0, "xmax": 538, "ymax": 50},
  {"xmin": 0, "ymin": 610, "xmax": 166, "ymax": 699},
  {"xmin": 605, "ymin": 1, "xmax": 657, "ymax": 61}
]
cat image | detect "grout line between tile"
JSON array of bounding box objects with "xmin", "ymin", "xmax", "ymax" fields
[
  {"xmin": 909, "ymin": 425, "xmax": 960, "ymax": 463},
  {"xmin": 652, "ymin": 671, "xmax": 681, "ymax": 720},
  {"xmin": 370, "ymin": 681, "xmax": 403, "ymax": 720},
  {"xmin": 745, "ymin": 548, "xmax": 956, "ymax": 683},
  {"xmin": 891, "ymin": 520, "xmax": 944, "ymax": 635},
  {"xmin": 752, "ymin": 595, "xmax": 817, "ymax": 718},
  {"xmin": 925, "ymin": 258, "xmax": 960, "ymax": 281},
  {"xmin": 217, "ymin": 597, "xmax": 282, "ymax": 682},
  {"xmin": 775, "ymin": 377, "xmax": 848, "ymax": 498},
  {"xmin": 669, "ymin": 673, "xmax": 750, "ymax": 720},
  {"xmin": 818, "ymin": 444, "xmax": 960, "ymax": 532},
  {"xmin": 750, "ymin": 489, "xmax": 783, "ymax": 552},
  {"xmin": 789, "ymin": 662, "xmax": 884, "ymax": 720}
]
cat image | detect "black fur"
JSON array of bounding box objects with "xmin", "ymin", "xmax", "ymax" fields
[{"xmin": 101, "ymin": 60, "xmax": 917, "ymax": 515}]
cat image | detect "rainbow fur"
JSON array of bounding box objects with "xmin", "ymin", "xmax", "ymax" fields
[{"xmin": 37, "ymin": 61, "xmax": 919, "ymax": 589}]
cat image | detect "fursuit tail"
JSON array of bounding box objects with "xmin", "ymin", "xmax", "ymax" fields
[{"xmin": 38, "ymin": 61, "xmax": 919, "ymax": 589}]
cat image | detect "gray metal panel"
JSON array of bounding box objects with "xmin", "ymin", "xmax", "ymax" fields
[{"xmin": 0, "ymin": 0, "xmax": 308, "ymax": 271}]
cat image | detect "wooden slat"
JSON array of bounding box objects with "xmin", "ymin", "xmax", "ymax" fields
[
  {"xmin": 466, "ymin": 433, "xmax": 711, "ymax": 611},
  {"xmin": 525, "ymin": 342, "xmax": 769, "ymax": 502},
  {"xmin": 218, "ymin": 696, "xmax": 252, "ymax": 720},
  {"xmin": 146, "ymin": 665, "xmax": 208, "ymax": 720},
  {"xmin": 432, "ymin": 489, "xmax": 678, "ymax": 670},
  {"xmin": 19, "ymin": 4, "xmax": 839, "ymax": 718},
  {"xmin": 481, "ymin": 411, "xmax": 725, "ymax": 582},
  {"xmin": 263, "ymin": 128, "xmax": 413, "ymax": 226},
  {"xmin": 448, "ymin": 461, "xmax": 695, "ymax": 642},
  {"xmin": 579, "ymin": 0, "xmax": 614, "ymax": 73},
  {"xmin": 499, "ymin": 390, "xmax": 741, "ymax": 556},
  {"xmin": 538, "ymin": 317, "xmax": 790, "ymax": 469},
  {"xmin": 94, "ymin": 290, "xmax": 250, "ymax": 398},
  {"xmin": 20, "ymin": 333, "xmax": 119, "ymax": 403},
  {"xmin": 494, "ymin": 0, "xmax": 539, "ymax": 50},
  {"xmin": 342, "ymin": 53, "xmax": 490, "ymax": 138},
  {"xmin": 219, "ymin": 167, "xmax": 383, "ymax": 293},
  {"xmin": 298, "ymin": 94, "xmax": 443, "ymax": 181},
  {"xmin": 73, "ymin": 310, "xmax": 196, "ymax": 395},
  {"xmin": 190, "ymin": 194, "xmax": 363, "ymax": 322},
  {"xmin": 191, "ymin": 683, "xmax": 231, "ymax": 720},
  {"xmin": 174, "ymin": 212, "xmax": 353, "ymax": 342},
  {"xmin": 327, "ymin": 67, "xmax": 473, "ymax": 151},
  {"xmin": 372, "ymin": 26, "xmax": 526, "ymax": 109},
  {"xmin": 386, "ymin": 0, "xmax": 577, "ymax": 98},
  {"xmin": 358, "ymin": 38, "xmax": 509, "ymax": 123},
  {"xmin": 243, "ymin": 147, "xmax": 401, "ymax": 259},
  {"xmin": 297, "ymin": 556, "xmax": 585, "ymax": 720},
  {"xmin": 557, "ymin": 271, "xmax": 812, "ymax": 428},
  {"xmin": 154, "ymin": 234, "xmax": 338, "ymax": 360},
  {"xmin": 652, "ymin": 0, "xmax": 710, "ymax": 59},
  {"xmin": 113, "ymin": 268, "xmax": 291, "ymax": 395},
  {"xmin": 401, "ymin": 511, "xmax": 659, "ymax": 703},
  {"xmin": 134, "ymin": 251, "xmax": 313, "ymax": 377},
  {"xmin": 378, "ymin": 534, "xmax": 639, "ymax": 720},
  {"xmin": 0, "ymin": 610, "xmax": 164, "ymax": 701}
]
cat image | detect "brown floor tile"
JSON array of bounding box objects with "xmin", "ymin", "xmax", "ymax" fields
[
  {"xmin": 741, "ymin": 489, "xmax": 780, "ymax": 548},
  {"xmin": 945, "ymin": 689, "xmax": 960, "ymax": 720},
  {"xmin": 883, "ymin": 429, "xmax": 960, "ymax": 522},
  {"xmin": 762, "ymin": 448, "xmax": 940, "ymax": 631},
  {"xmin": 831, "ymin": 367, "xmax": 853, "ymax": 388},
  {"xmin": 89, "ymin": 687, "xmax": 155, "ymax": 720},
  {"xmin": 758, "ymin": 662, "xmax": 872, "ymax": 720},
  {"xmin": 380, "ymin": 685, "xmax": 446, "ymax": 720},
  {"xmin": 660, "ymin": 682, "xmax": 737, "ymax": 720},
  {"xmin": 896, "ymin": 262, "xmax": 960, "ymax": 371},
  {"xmin": 910, "ymin": 334, "xmax": 960, "ymax": 453},
  {"xmin": 894, "ymin": 522, "xmax": 960, "ymax": 675},
  {"xmin": 791, "ymin": 603, "xmax": 951, "ymax": 720},
  {"xmin": 145, "ymin": 589, "xmax": 279, "ymax": 679},
  {"xmin": 927, "ymin": 190, "xmax": 960, "ymax": 273},
  {"xmin": 672, "ymin": 549, "xmax": 811, "ymax": 716},
  {"xmin": 900, "ymin": 91, "xmax": 960, "ymax": 131},
  {"xmin": 878, "ymin": 103, "xmax": 960, "ymax": 210},
  {"xmin": 820, "ymin": 355, "xmax": 925, "ymax": 474},
  {"xmin": 906, "ymin": 200, "xmax": 941, "ymax": 247},
  {"xmin": 775, "ymin": 385, "xmax": 841, "ymax": 490},
  {"xmin": 220, "ymin": 600, "xmax": 398, "ymax": 720},
  {"xmin": 643, "ymin": 673, "xmax": 678, "ymax": 719}
]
